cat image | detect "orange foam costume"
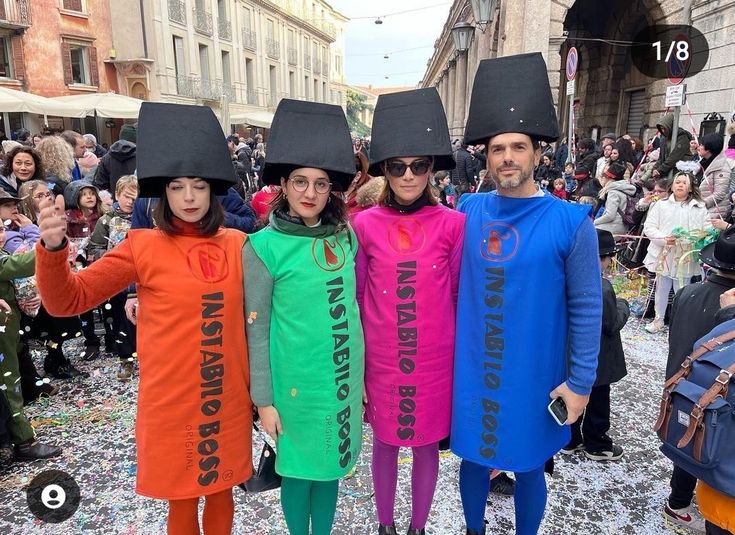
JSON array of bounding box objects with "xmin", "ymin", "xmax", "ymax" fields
[{"xmin": 35, "ymin": 225, "xmax": 253, "ymax": 500}]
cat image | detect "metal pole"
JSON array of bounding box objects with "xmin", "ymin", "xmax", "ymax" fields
[
  {"xmin": 669, "ymin": 105, "xmax": 680, "ymax": 179},
  {"xmin": 567, "ymin": 96, "xmax": 574, "ymax": 164}
]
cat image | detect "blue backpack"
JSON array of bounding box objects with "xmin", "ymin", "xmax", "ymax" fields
[{"xmin": 655, "ymin": 320, "xmax": 735, "ymax": 498}]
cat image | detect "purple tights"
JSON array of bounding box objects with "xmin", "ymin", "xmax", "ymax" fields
[{"xmin": 371, "ymin": 436, "xmax": 440, "ymax": 530}]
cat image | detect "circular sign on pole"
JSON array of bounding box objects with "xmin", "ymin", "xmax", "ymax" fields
[
  {"xmin": 566, "ymin": 47, "xmax": 578, "ymax": 81},
  {"xmin": 667, "ymin": 33, "xmax": 691, "ymax": 85}
]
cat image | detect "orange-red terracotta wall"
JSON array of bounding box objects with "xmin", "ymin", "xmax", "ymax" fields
[{"xmin": 22, "ymin": 0, "xmax": 114, "ymax": 96}]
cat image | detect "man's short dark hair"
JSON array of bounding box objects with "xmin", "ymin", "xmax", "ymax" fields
[
  {"xmin": 226, "ymin": 135, "xmax": 240, "ymax": 145},
  {"xmin": 60, "ymin": 129, "xmax": 82, "ymax": 148},
  {"xmin": 577, "ymin": 138, "xmax": 596, "ymax": 152}
]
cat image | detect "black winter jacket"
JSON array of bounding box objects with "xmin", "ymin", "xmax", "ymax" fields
[
  {"xmin": 667, "ymin": 272, "xmax": 735, "ymax": 379},
  {"xmin": 595, "ymin": 277, "xmax": 629, "ymax": 386},
  {"xmin": 93, "ymin": 140, "xmax": 137, "ymax": 198},
  {"xmin": 451, "ymin": 147, "xmax": 476, "ymax": 187},
  {"xmin": 654, "ymin": 113, "xmax": 693, "ymax": 176}
]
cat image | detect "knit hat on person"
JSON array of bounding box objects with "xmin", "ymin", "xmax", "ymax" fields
[
  {"xmin": 119, "ymin": 123, "xmax": 137, "ymax": 144},
  {"xmin": 464, "ymin": 52, "xmax": 559, "ymax": 145},
  {"xmin": 135, "ymin": 102, "xmax": 235, "ymax": 197}
]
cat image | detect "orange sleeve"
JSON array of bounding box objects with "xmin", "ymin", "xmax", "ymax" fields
[{"xmin": 35, "ymin": 239, "xmax": 139, "ymax": 317}]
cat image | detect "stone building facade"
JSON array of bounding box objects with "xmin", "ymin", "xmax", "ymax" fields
[
  {"xmin": 422, "ymin": 0, "xmax": 735, "ymax": 145},
  {"xmin": 109, "ymin": 0, "xmax": 348, "ymax": 133}
]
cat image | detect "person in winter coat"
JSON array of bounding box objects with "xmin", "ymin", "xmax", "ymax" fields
[
  {"xmin": 250, "ymin": 184, "xmax": 280, "ymax": 222},
  {"xmin": 594, "ymin": 162, "xmax": 637, "ymax": 235},
  {"xmin": 227, "ymin": 134, "xmax": 253, "ymax": 195},
  {"xmin": 661, "ymin": 231, "xmax": 735, "ymax": 533},
  {"xmin": 535, "ymin": 154, "xmax": 560, "ymax": 190},
  {"xmin": 595, "ymin": 144, "xmax": 613, "ymax": 180},
  {"xmin": 561, "ymin": 229, "xmax": 628, "ymax": 461},
  {"xmin": 93, "ymin": 138, "xmax": 137, "ymax": 199},
  {"xmin": 355, "ymin": 176, "xmax": 385, "ymax": 210},
  {"xmin": 571, "ymin": 164, "xmax": 601, "ymax": 202},
  {"xmin": 450, "ymin": 142, "xmax": 476, "ymax": 195},
  {"xmin": 643, "ymin": 170, "xmax": 710, "ymax": 333},
  {"xmin": 344, "ymin": 152, "xmax": 371, "ymax": 216},
  {"xmin": 652, "ymin": 112, "xmax": 693, "ymax": 179},
  {"xmin": 0, "ymin": 191, "xmax": 39, "ymax": 253},
  {"xmin": 697, "ymin": 133, "xmax": 732, "ymax": 224}
]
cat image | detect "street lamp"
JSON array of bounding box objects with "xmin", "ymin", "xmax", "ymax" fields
[
  {"xmin": 470, "ymin": 0, "xmax": 497, "ymax": 32},
  {"xmin": 451, "ymin": 21, "xmax": 474, "ymax": 54}
]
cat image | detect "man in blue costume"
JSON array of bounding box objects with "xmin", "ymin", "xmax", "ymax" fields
[{"xmin": 451, "ymin": 53, "xmax": 602, "ymax": 535}]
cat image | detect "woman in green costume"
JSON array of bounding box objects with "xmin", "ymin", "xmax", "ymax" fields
[{"xmin": 244, "ymin": 99, "xmax": 364, "ymax": 535}]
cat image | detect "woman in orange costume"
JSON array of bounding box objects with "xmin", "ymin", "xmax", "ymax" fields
[{"xmin": 34, "ymin": 102, "xmax": 252, "ymax": 535}]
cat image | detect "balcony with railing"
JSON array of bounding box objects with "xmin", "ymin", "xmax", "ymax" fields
[
  {"xmin": 218, "ymin": 17, "xmax": 232, "ymax": 40},
  {"xmin": 287, "ymin": 48, "xmax": 297, "ymax": 66},
  {"xmin": 269, "ymin": 0, "xmax": 336, "ymax": 40},
  {"xmin": 303, "ymin": 54, "xmax": 311, "ymax": 70},
  {"xmin": 176, "ymin": 75, "xmax": 196, "ymax": 98},
  {"xmin": 221, "ymin": 82, "xmax": 236, "ymax": 101},
  {"xmin": 246, "ymin": 89, "xmax": 258, "ymax": 106},
  {"xmin": 0, "ymin": 0, "xmax": 31, "ymax": 29},
  {"xmin": 167, "ymin": 0, "xmax": 185, "ymax": 25},
  {"xmin": 268, "ymin": 92, "xmax": 279, "ymax": 108},
  {"xmin": 193, "ymin": 7, "xmax": 213, "ymax": 36},
  {"xmin": 197, "ymin": 78, "xmax": 221, "ymax": 100},
  {"xmin": 242, "ymin": 28, "xmax": 256, "ymax": 51},
  {"xmin": 266, "ymin": 38, "xmax": 280, "ymax": 60}
]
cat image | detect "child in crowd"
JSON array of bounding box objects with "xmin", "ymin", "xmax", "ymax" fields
[
  {"xmin": 561, "ymin": 229, "xmax": 628, "ymax": 460},
  {"xmin": 0, "ymin": 191, "xmax": 39, "ymax": 253},
  {"xmin": 88, "ymin": 175, "xmax": 138, "ymax": 381},
  {"xmin": 643, "ymin": 169, "xmax": 710, "ymax": 333},
  {"xmin": 0, "ymin": 234, "xmax": 61, "ymax": 461},
  {"xmin": 563, "ymin": 162, "xmax": 575, "ymax": 193},
  {"xmin": 552, "ymin": 178, "xmax": 568, "ymax": 200},
  {"xmin": 18, "ymin": 180, "xmax": 52, "ymax": 224},
  {"xmin": 64, "ymin": 181, "xmax": 105, "ymax": 360}
]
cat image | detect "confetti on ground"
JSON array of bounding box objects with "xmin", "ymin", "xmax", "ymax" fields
[{"xmin": 0, "ymin": 323, "xmax": 684, "ymax": 534}]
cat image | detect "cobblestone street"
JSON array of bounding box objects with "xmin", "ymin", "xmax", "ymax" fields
[{"xmin": 0, "ymin": 319, "xmax": 689, "ymax": 534}]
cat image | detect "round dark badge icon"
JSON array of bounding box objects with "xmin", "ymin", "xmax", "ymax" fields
[
  {"xmin": 26, "ymin": 469, "xmax": 81, "ymax": 523},
  {"xmin": 480, "ymin": 222, "xmax": 520, "ymax": 262},
  {"xmin": 387, "ymin": 218, "xmax": 426, "ymax": 255},
  {"xmin": 312, "ymin": 237, "xmax": 346, "ymax": 272}
]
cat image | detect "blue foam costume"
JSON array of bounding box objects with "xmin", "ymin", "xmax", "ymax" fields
[{"xmin": 451, "ymin": 192, "xmax": 602, "ymax": 472}]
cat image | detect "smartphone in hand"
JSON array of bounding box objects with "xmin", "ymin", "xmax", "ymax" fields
[{"xmin": 548, "ymin": 397, "xmax": 568, "ymax": 426}]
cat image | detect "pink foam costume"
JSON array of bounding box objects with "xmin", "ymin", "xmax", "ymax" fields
[{"xmin": 354, "ymin": 204, "xmax": 465, "ymax": 447}]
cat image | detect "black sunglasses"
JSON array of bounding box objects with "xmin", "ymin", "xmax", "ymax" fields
[{"xmin": 384, "ymin": 159, "xmax": 432, "ymax": 178}]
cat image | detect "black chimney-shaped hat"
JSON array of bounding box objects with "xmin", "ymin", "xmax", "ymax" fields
[
  {"xmin": 260, "ymin": 99, "xmax": 355, "ymax": 191},
  {"xmin": 368, "ymin": 87, "xmax": 455, "ymax": 176},
  {"xmin": 464, "ymin": 52, "xmax": 560, "ymax": 146},
  {"xmin": 136, "ymin": 102, "xmax": 235, "ymax": 198}
]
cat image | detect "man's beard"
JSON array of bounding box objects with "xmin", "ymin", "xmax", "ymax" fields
[{"xmin": 490, "ymin": 164, "xmax": 533, "ymax": 189}]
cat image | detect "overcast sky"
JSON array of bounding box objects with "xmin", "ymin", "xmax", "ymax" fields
[{"xmin": 328, "ymin": 0, "xmax": 452, "ymax": 88}]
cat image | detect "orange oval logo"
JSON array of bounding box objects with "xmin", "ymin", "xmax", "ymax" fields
[
  {"xmin": 480, "ymin": 223, "xmax": 520, "ymax": 262},
  {"xmin": 312, "ymin": 237, "xmax": 346, "ymax": 272},
  {"xmin": 387, "ymin": 218, "xmax": 426, "ymax": 255}
]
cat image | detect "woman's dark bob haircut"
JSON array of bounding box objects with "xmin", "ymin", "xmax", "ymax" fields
[{"xmin": 153, "ymin": 179, "xmax": 224, "ymax": 236}]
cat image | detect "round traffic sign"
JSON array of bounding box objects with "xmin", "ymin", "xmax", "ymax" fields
[
  {"xmin": 667, "ymin": 33, "xmax": 691, "ymax": 85},
  {"xmin": 566, "ymin": 47, "xmax": 578, "ymax": 81}
]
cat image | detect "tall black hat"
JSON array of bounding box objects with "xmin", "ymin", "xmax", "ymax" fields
[
  {"xmin": 261, "ymin": 99, "xmax": 355, "ymax": 192},
  {"xmin": 700, "ymin": 226, "xmax": 735, "ymax": 272},
  {"xmin": 464, "ymin": 52, "xmax": 560, "ymax": 146},
  {"xmin": 368, "ymin": 87, "xmax": 454, "ymax": 176},
  {"xmin": 136, "ymin": 102, "xmax": 235, "ymax": 198}
]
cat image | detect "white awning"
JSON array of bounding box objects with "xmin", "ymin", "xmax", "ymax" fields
[
  {"xmin": 0, "ymin": 86, "xmax": 87, "ymax": 118},
  {"xmin": 230, "ymin": 110, "xmax": 274, "ymax": 128},
  {"xmin": 51, "ymin": 92, "xmax": 144, "ymax": 119}
]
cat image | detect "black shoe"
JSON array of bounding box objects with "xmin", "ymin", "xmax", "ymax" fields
[
  {"xmin": 82, "ymin": 345, "xmax": 100, "ymax": 361},
  {"xmin": 489, "ymin": 472, "xmax": 515, "ymax": 496},
  {"xmin": 379, "ymin": 524, "xmax": 398, "ymax": 535},
  {"xmin": 14, "ymin": 440, "xmax": 62, "ymax": 461},
  {"xmin": 0, "ymin": 443, "xmax": 13, "ymax": 464},
  {"xmin": 466, "ymin": 528, "xmax": 486, "ymax": 535},
  {"xmin": 407, "ymin": 528, "xmax": 425, "ymax": 535},
  {"xmin": 47, "ymin": 363, "xmax": 89, "ymax": 380}
]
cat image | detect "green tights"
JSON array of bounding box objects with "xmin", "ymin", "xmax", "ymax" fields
[{"xmin": 280, "ymin": 476, "xmax": 339, "ymax": 535}]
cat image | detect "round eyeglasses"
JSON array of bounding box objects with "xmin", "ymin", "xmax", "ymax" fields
[{"xmin": 289, "ymin": 177, "xmax": 332, "ymax": 194}]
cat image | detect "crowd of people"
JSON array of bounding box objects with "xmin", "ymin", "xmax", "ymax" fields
[{"xmin": 0, "ymin": 51, "xmax": 733, "ymax": 535}]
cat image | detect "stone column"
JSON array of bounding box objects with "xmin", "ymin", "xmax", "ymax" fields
[
  {"xmin": 453, "ymin": 51, "xmax": 468, "ymax": 139},
  {"xmin": 447, "ymin": 61, "xmax": 457, "ymax": 138},
  {"xmin": 497, "ymin": 0, "xmax": 552, "ymax": 60}
]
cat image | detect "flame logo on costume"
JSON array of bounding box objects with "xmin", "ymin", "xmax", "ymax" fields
[
  {"xmin": 480, "ymin": 223, "xmax": 520, "ymax": 262},
  {"xmin": 312, "ymin": 238, "xmax": 346, "ymax": 272},
  {"xmin": 187, "ymin": 243, "xmax": 229, "ymax": 282},
  {"xmin": 387, "ymin": 218, "xmax": 426, "ymax": 255}
]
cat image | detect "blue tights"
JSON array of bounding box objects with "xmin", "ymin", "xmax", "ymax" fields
[{"xmin": 459, "ymin": 459, "xmax": 547, "ymax": 535}]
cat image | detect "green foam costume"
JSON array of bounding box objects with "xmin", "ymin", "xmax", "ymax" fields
[{"xmin": 245, "ymin": 214, "xmax": 364, "ymax": 481}]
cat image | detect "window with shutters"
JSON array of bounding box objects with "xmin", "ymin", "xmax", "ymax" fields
[
  {"xmin": 62, "ymin": 0, "xmax": 85, "ymax": 13},
  {"xmin": 0, "ymin": 36, "xmax": 12, "ymax": 78},
  {"xmin": 62, "ymin": 40, "xmax": 98, "ymax": 86}
]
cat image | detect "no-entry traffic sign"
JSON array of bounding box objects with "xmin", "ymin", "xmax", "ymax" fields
[{"xmin": 566, "ymin": 47, "xmax": 578, "ymax": 81}]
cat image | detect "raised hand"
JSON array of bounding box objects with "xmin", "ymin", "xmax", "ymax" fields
[{"xmin": 37, "ymin": 194, "xmax": 67, "ymax": 250}]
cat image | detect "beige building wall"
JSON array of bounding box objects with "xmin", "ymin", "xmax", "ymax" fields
[{"xmin": 107, "ymin": 0, "xmax": 347, "ymax": 129}]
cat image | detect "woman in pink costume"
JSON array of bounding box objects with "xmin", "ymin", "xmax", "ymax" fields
[{"xmin": 353, "ymin": 87, "xmax": 465, "ymax": 535}]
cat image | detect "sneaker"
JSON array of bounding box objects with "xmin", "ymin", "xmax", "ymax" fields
[
  {"xmin": 584, "ymin": 444, "xmax": 623, "ymax": 461},
  {"xmin": 663, "ymin": 501, "xmax": 706, "ymax": 533},
  {"xmin": 645, "ymin": 318, "xmax": 665, "ymax": 333},
  {"xmin": 559, "ymin": 441, "xmax": 585, "ymax": 455},
  {"xmin": 488, "ymin": 472, "xmax": 515, "ymax": 496},
  {"xmin": 117, "ymin": 361, "xmax": 134, "ymax": 382}
]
